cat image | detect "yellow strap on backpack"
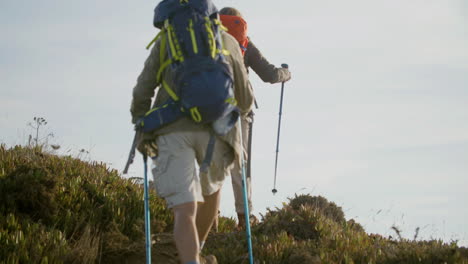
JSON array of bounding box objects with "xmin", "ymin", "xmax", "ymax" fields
[
  {"xmin": 152, "ymin": 20, "xmax": 181, "ymax": 102},
  {"xmin": 204, "ymin": 17, "xmax": 217, "ymax": 58},
  {"xmin": 188, "ymin": 19, "xmax": 199, "ymax": 54},
  {"xmin": 190, "ymin": 107, "xmax": 202, "ymax": 123},
  {"xmin": 146, "ymin": 30, "xmax": 165, "ymax": 50},
  {"xmin": 166, "ymin": 25, "xmax": 179, "ymax": 61},
  {"xmin": 160, "ymin": 30, "xmax": 167, "ymax": 65},
  {"xmin": 209, "ymin": 18, "xmax": 230, "ymax": 56},
  {"xmin": 156, "ymin": 59, "xmax": 173, "ymax": 83},
  {"xmin": 225, "ymin": 97, "xmax": 237, "ymax": 106},
  {"xmin": 145, "ymin": 103, "xmax": 170, "ymax": 116},
  {"xmin": 162, "ymin": 80, "xmax": 180, "ymax": 101},
  {"xmin": 213, "ymin": 18, "xmax": 228, "ymax": 32}
]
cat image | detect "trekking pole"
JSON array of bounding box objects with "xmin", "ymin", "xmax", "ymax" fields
[
  {"xmin": 247, "ymin": 112, "xmax": 254, "ymax": 180},
  {"xmin": 239, "ymin": 118, "xmax": 254, "ymax": 264},
  {"xmin": 272, "ymin": 63, "xmax": 289, "ymax": 195},
  {"xmin": 123, "ymin": 131, "xmax": 138, "ymax": 174},
  {"xmin": 143, "ymin": 155, "xmax": 152, "ymax": 264},
  {"xmin": 123, "ymin": 128, "xmax": 151, "ymax": 263}
]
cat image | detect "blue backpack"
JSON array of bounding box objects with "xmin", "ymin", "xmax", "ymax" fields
[{"xmin": 139, "ymin": 0, "xmax": 239, "ymax": 137}]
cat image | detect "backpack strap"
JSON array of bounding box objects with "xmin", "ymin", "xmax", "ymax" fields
[
  {"xmin": 199, "ymin": 131, "xmax": 216, "ymax": 173},
  {"xmin": 188, "ymin": 19, "xmax": 199, "ymax": 54},
  {"xmin": 213, "ymin": 18, "xmax": 228, "ymax": 31},
  {"xmin": 165, "ymin": 20, "xmax": 185, "ymax": 62},
  {"xmin": 146, "ymin": 23, "xmax": 181, "ymax": 103},
  {"xmin": 204, "ymin": 17, "xmax": 217, "ymax": 58},
  {"xmin": 211, "ymin": 18, "xmax": 231, "ymax": 56},
  {"xmin": 146, "ymin": 30, "xmax": 164, "ymax": 50},
  {"xmin": 204, "ymin": 17, "xmax": 230, "ymax": 57}
]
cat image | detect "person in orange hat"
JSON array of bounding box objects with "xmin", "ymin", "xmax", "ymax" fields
[{"xmin": 219, "ymin": 7, "xmax": 292, "ymax": 229}]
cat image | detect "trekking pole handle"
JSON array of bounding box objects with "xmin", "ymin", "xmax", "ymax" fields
[{"xmin": 281, "ymin": 63, "xmax": 289, "ymax": 69}]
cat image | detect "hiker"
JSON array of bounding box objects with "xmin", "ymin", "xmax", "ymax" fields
[
  {"xmin": 219, "ymin": 7, "xmax": 292, "ymax": 228},
  {"xmin": 130, "ymin": 1, "xmax": 253, "ymax": 263}
]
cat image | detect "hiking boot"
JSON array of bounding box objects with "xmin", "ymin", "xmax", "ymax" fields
[
  {"xmin": 237, "ymin": 213, "xmax": 258, "ymax": 230},
  {"xmin": 200, "ymin": 254, "xmax": 218, "ymax": 264}
]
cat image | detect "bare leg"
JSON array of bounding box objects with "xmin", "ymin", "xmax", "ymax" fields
[
  {"xmin": 196, "ymin": 190, "xmax": 221, "ymax": 243},
  {"xmin": 173, "ymin": 202, "xmax": 199, "ymax": 264}
]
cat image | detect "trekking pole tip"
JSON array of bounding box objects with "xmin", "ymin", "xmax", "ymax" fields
[
  {"xmin": 281, "ymin": 63, "xmax": 288, "ymax": 69},
  {"xmin": 272, "ymin": 188, "xmax": 278, "ymax": 194}
]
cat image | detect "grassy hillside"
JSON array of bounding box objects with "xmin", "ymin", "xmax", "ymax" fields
[{"xmin": 1, "ymin": 145, "xmax": 467, "ymax": 263}]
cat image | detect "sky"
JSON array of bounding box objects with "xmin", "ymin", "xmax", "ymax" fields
[{"xmin": 1, "ymin": 0, "xmax": 467, "ymax": 246}]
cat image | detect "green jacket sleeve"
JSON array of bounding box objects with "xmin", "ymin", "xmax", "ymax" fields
[
  {"xmin": 130, "ymin": 42, "xmax": 161, "ymax": 124},
  {"xmin": 244, "ymin": 40, "xmax": 291, "ymax": 84}
]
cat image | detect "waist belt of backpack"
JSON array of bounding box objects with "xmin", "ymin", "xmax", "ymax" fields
[{"xmin": 140, "ymin": 104, "xmax": 217, "ymax": 174}]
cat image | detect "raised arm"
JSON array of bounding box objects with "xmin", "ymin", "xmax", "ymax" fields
[{"xmin": 244, "ymin": 40, "xmax": 291, "ymax": 84}]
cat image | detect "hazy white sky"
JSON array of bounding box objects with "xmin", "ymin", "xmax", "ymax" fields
[{"xmin": 1, "ymin": 0, "xmax": 467, "ymax": 246}]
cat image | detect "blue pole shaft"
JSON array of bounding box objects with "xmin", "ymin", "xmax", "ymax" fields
[
  {"xmin": 143, "ymin": 156, "xmax": 152, "ymax": 264},
  {"xmin": 239, "ymin": 118, "xmax": 254, "ymax": 264}
]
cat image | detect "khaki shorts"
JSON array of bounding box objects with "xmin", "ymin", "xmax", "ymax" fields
[{"xmin": 151, "ymin": 130, "xmax": 232, "ymax": 208}]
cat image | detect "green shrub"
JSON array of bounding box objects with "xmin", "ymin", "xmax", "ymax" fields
[
  {"xmin": 257, "ymin": 205, "xmax": 323, "ymax": 240},
  {"xmin": 0, "ymin": 145, "xmax": 172, "ymax": 263},
  {"xmin": 289, "ymin": 194, "xmax": 346, "ymax": 224},
  {"xmin": 216, "ymin": 216, "xmax": 237, "ymax": 233},
  {"xmin": 1, "ymin": 145, "xmax": 467, "ymax": 263}
]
